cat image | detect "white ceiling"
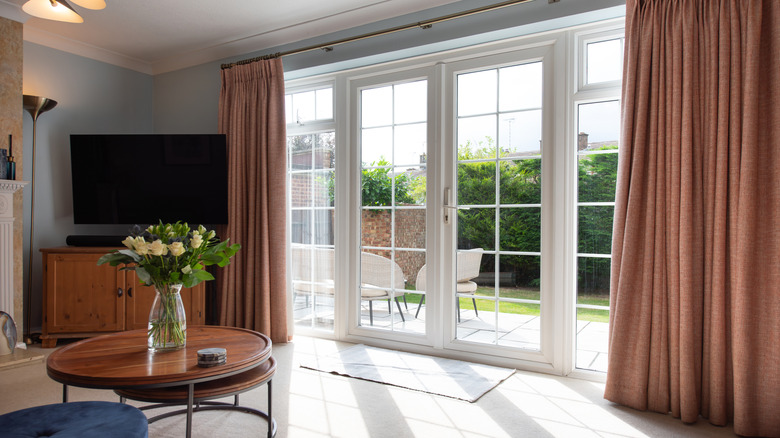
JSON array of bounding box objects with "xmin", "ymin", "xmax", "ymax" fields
[{"xmin": 1, "ymin": 0, "xmax": 464, "ymax": 74}]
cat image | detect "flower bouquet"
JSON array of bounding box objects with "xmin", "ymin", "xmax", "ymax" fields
[{"xmin": 98, "ymin": 222, "xmax": 240, "ymax": 351}]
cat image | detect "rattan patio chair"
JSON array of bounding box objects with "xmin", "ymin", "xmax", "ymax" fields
[{"xmin": 413, "ymin": 248, "xmax": 484, "ymax": 321}]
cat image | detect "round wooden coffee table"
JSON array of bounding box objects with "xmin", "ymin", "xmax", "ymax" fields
[{"xmin": 46, "ymin": 326, "xmax": 275, "ymax": 438}]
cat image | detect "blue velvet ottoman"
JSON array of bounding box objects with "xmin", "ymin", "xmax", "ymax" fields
[{"xmin": 0, "ymin": 401, "xmax": 148, "ymax": 438}]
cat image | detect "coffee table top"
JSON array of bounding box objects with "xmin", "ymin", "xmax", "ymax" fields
[{"xmin": 47, "ymin": 326, "xmax": 271, "ymax": 389}]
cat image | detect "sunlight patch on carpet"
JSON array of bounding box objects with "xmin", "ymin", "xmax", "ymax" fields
[{"xmin": 300, "ymin": 344, "xmax": 515, "ymax": 402}]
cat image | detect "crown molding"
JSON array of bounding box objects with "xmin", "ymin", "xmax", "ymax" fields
[
  {"xmin": 23, "ymin": 25, "xmax": 153, "ymax": 74},
  {"xmin": 0, "ymin": 0, "xmax": 28, "ymax": 23}
]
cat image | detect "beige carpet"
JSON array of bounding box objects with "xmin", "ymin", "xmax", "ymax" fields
[{"xmin": 301, "ymin": 344, "xmax": 514, "ymax": 402}]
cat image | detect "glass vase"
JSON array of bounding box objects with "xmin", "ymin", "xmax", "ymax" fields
[{"xmin": 148, "ymin": 283, "xmax": 186, "ymax": 352}]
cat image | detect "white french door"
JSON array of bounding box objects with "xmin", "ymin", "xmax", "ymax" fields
[{"xmin": 347, "ymin": 45, "xmax": 556, "ymax": 365}]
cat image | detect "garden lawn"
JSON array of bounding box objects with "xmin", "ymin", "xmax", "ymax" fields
[{"xmin": 401, "ymin": 287, "xmax": 610, "ymax": 323}]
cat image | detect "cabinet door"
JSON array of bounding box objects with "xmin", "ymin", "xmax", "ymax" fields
[
  {"xmin": 125, "ymin": 272, "xmax": 206, "ymax": 330},
  {"xmin": 45, "ymin": 253, "xmax": 124, "ymax": 333}
]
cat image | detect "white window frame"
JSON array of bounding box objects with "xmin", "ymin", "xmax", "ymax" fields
[{"xmin": 285, "ymin": 18, "xmax": 625, "ymax": 379}]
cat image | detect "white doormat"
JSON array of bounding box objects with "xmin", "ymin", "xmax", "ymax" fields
[{"xmin": 300, "ymin": 344, "xmax": 515, "ymax": 402}]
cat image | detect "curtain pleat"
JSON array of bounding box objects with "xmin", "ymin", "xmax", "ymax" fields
[
  {"xmin": 217, "ymin": 59, "xmax": 289, "ymax": 344},
  {"xmin": 606, "ymin": 1, "xmax": 779, "ymax": 436}
]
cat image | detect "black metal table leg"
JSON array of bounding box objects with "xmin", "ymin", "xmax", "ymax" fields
[
  {"xmin": 186, "ymin": 383, "xmax": 194, "ymax": 438},
  {"xmin": 267, "ymin": 380, "xmax": 273, "ymax": 438}
]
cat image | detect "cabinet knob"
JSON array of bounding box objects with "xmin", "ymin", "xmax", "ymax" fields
[
  {"xmin": 127, "ymin": 287, "xmax": 133, "ymax": 298},
  {"xmin": 117, "ymin": 287, "xmax": 123, "ymax": 297}
]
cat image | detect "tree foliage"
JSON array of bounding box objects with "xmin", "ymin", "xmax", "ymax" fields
[
  {"xmin": 455, "ymin": 140, "xmax": 618, "ymax": 294},
  {"xmin": 361, "ymin": 158, "xmax": 414, "ymax": 207}
]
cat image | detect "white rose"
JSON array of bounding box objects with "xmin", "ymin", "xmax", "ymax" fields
[
  {"xmin": 169, "ymin": 241, "xmax": 185, "ymax": 257},
  {"xmin": 134, "ymin": 237, "xmax": 149, "ymax": 256},
  {"xmin": 121, "ymin": 236, "xmax": 134, "ymax": 250},
  {"xmin": 191, "ymin": 234, "xmax": 203, "ymax": 249},
  {"xmin": 149, "ymin": 239, "xmax": 165, "ymax": 256}
]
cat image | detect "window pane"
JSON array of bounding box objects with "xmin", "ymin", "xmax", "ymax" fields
[
  {"xmin": 316, "ymin": 88, "xmax": 333, "ymax": 120},
  {"xmin": 500, "ymin": 158, "xmax": 541, "ymax": 205},
  {"xmin": 394, "ymin": 123, "xmax": 426, "ymax": 166},
  {"xmin": 395, "ymin": 208, "xmax": 426, "ymax": 249},
  {"xmin": 498, "ymin": 255, "xmax": 540, "ymax": 298},
  {"xmin": 361, "ymin": 209, "xmax": 391, "ymax": 247},
  {"xmin": 458, "ymin": 115, "xmax": 496, "ymax": 158},
  {"xmin": 395, "ymin": 165, "xmax": 426, "ymax": 206},
  {"xmin": 361, "ymin": 127, "xmax": 392, "ymax": 166},
  {"xmin": 499, "ymin": 207, "xmax": 541, "ymax": 252},
  {"xmin": 576, "ymin": 256, "xmax": 610, "ymax": 371},
  {"xmin": 312, "ymin": 170, "xmax": 333, "ymax": 207},
  {"xmin": 292, "ymin": 91, "xmax": 315, "ymax": 123},
  {"xmin": 394, "ymin": 81, "xmax": 427, "ymax": 124},
  {"xmin": 290, "ymin": 173, "xmax": 311, "ymax": 208},
  {"xmin": 587, "ymin": 39, "xmax": 622, "ymax": 84},
  {"xmin": 577, "ymin": 257, "xmax": 611, "ymax": 299},
  {"xmin": 497, "ymin": 306, "xmax": 540, "ymax": 350},
  {"xmin": 458, "ymin": 69, "xmax": 497, "ymax": 116},
  {"xmin": 289, "ymin": 134, "xmax": 313, "ymax": 169},
  {"xmin": 578, "ymin": 153, "xmax": 618, "ymax": 203},
  {"xmin": 458, "ymin": 161, "xmax": 496, "ymax": 205},
  {"xmin": 314, "ymin": 132, "xmax": 335, "ymax": 170},
  {"xmin": 458, "ymin": 208, "xmax": 495, "ymax": 251},
  {"xmin": 313, "ymin": 210, "xmax": 334, "ymax": 245},
  {"xmin": 578, "ymin": 205, "xmax": 614, "ymax": 254},
  {"xmin": 498, "ymin": 110, "xmax": 542, "ymax": 155},
  {"xmin": 578, "ymin": 100, "xmax": 620, "ymax": 145},
  {"xmin": 291, "ymin": 210, "xmax": 310, "ymax": 244},
  {"xmin": 499, "ymin": 62, "xmax": 542, "ymax": 111},
  {"xmin": 362, "ymin": 86, "xmax": 393, "ymax": 128}
]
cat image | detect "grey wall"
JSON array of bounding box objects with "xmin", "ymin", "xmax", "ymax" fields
[{"xmin": 22, "ymin": 42, "xmax": 153, "ymax": 332}]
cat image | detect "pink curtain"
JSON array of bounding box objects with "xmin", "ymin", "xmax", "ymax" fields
[
  {"xmin": 606, "ymin": 1, "xmax": 779, "ymax": 435},
  {"xmin": 217, "ymin": 58, "xmax": 289, "ymax": 344}
]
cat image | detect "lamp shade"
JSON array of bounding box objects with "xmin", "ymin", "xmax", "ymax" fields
[
  {"xmin": 22, "ymin": 0, "xmax": 83, "ymax": 23},
  {"xmin": 70, "ymin": 0, "xmax": 106, "ymax": 10},
  {"xmin": 23, "ymin": 95, "xmax": 58, "ymax": 121}
]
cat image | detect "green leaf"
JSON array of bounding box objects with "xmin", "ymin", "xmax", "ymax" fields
[
  {"xmin": 136, "ymin": 267, "xmax": 152, "ymax": 285},
  {"xmin": 97, "ymin": 252, "xmax": 132, "ymax": 266},
  {"xmin": 194, "ymin": 269, "xmax": 214, "ymax": 281},
  {"xmin": 119, "ymin": 249, "xmax": 142, "ymax": 260}
]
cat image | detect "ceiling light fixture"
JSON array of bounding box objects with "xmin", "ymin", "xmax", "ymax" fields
[{"xmin": 22, "ymin": 0, "xmax": 106, "ymax": 23}]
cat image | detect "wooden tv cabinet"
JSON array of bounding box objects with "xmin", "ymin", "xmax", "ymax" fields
[{"xmin": 40, "ymin": 247, "xmax": 205, "ymax": 348}]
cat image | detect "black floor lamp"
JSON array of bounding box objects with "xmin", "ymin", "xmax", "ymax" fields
[{"xmin": 22, "ymin": 95, "xmax": 57, "ymax": 343}]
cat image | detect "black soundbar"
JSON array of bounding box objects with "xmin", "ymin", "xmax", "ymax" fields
[{"xmin": 66, "ymin": 235, "xmax": 126, "ymax": 247}]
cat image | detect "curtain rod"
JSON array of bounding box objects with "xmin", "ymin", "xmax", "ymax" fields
[{"xmin": 221, "ymin": 0, "xmax": 534, "ymax": 70}]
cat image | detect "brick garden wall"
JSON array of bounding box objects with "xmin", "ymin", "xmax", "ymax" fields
[{"xmin": 362, "ymin": 209, "xmax": 426, "ymax": 287}]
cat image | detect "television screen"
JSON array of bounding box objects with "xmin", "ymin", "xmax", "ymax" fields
[{"xmin": 70, "ymin": 134, "xmax": 229, "ymax": 225}]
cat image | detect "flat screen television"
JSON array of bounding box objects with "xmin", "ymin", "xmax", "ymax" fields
[{"xmin": 70, "ymin": 134, "xmax": 229, "ymax": 225}]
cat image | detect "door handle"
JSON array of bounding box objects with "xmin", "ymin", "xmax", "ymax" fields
[
  {"xmin": 127, "ymin": 287, "xmax": 133, "ymax": 298},
  {"xmin": 443, "ymin": 188, "xmax": 469, "ymax": 224},
  {"xmin": 117, "ymin": 287, "xmax": 123, "ymax": 297}
]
